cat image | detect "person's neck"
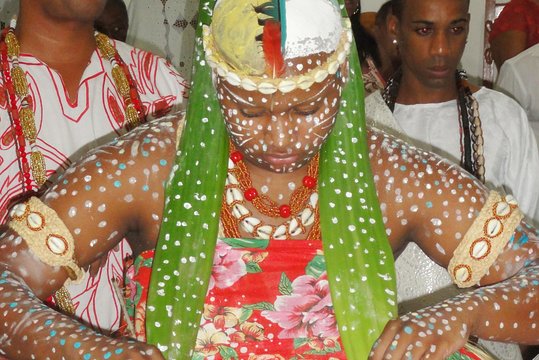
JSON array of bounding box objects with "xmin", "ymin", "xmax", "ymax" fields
[
  {"xmin": 246, "ymin": 158, "xmax": 310, "ymax": 202},
  {"xmin": 14, "ymin": 13, "xmax": 97, "ymax": 102},
  {"xmin": 235, "ymin": 157, "xmax": 314, "ymax": 238},
  {"xmin": 15, "ymin": 15, "xmax": 96, "ymax": 67},
  {"xmin": 396, "ymin": 72, "xmax": 458, "ymax": 105}
]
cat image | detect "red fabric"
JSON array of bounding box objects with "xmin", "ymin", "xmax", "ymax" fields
[
  {"xmin": 489, "ymin": 0, "xmax": 539, "ymax": 49},
  {"xmin": 124, "ymin": 239, "xmax": 347, "ymax": 359},
  {"xmin": 122, "ymin": 240, "xmax": 477, "ymax": 359}
]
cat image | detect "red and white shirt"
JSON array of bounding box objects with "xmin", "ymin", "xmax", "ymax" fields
[{"xmin": 0, "ymin": 39, "xmax": 188, "ymax": 332}]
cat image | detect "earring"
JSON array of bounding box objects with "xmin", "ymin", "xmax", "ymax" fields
[{"xmin": 392, "ymin": 39, "xmax": 398, "ymax": 45}]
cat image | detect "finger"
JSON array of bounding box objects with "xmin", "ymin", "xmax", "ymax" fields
[
  {"xmin": 420, "ymin": 344, "xmax": 439, "ymax": 359},
  {"xmin": 369, "ymin": 320, "xmax": 401, "ymax": 359},
  {"xmin": 389, "ymin": 337, "xmax": 427, "ymax": 360},
  {"xmin": 402, "ymin": 341, "xmax": 429, "ymax": 360}
]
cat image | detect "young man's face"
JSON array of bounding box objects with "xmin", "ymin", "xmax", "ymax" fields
[{"xmin": 391, "ymin": 0, "xmax": 470, "ymax": 90}]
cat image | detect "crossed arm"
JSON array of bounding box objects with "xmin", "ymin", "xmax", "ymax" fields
[
  {"xmin": 0, "ymin": 118, "xmax": 181, "ymax": 359},
  {"xmin": 369, "ymin": 130, "xmax": 539, "ymax": 359},
  {"xmin": 0, "ymin": 123, "xmax": 537, "ymax": 359}
]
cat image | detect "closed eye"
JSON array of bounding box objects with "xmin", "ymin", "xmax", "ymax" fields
[
  {"xmin": 293, "ymin": 105, "xmax": 320, "ymax": 116},
  {"xmin": 240, "ymin": 107, "xmax": 267, "ymax": 118}
]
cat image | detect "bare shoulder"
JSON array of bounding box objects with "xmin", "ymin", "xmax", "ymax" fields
[
  {"xmin": 366, "ymin": 126, "xmax": 488, "ymax": 264},
  {"xmin": 42, "ymin": 115, "xmax": 183, "ymax": 258},
  {"xmin": 57, "ymin": 115, "xmax": 181, "ymax": 186}
]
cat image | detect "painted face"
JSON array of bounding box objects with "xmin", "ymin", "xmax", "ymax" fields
[
  {"xmin": 392, "ymin": 0, "xmax": 470, "ymax": 90},
  {"xmin": 216, "ymin": 55, "xmax": 345, "ymax": 173}
]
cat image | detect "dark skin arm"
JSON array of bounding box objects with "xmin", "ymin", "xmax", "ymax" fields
[
  {"xmin": 0, "ymin": 122, "xmax": 537, "ymax": 359},
  {"xmin": 0, "ymin": 118, "xmax": 180, "ymax": 359},
  {"xmin": 369, "ymin": 130, "xmax": 539, "ymax": 359}
]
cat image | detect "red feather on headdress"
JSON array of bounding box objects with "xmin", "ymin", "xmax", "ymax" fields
[
  {"xmin": 255, "ymin": 0, "xmax": 287, "ymax": 78},
  {"xmin": 262, "ymin": 20, "xmax": 285, "ymax": 77}
]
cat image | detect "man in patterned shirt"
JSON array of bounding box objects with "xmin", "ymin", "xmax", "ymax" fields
[{"xmin": 0, "ymin": 0, "xmax": 188, "ymax": 333}]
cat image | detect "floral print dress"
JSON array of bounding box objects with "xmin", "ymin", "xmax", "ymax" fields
[{"xmin": 124, "ymin": 237, "xmax": 346, "ymax": 359}]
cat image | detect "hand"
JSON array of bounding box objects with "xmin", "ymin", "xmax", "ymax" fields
[
  {"xmin": 117, "ymin": 343, "xmax": 166, "ymax": 359},
  {"xmin": 92, "ymin": 343, "xmax": 165, "ymax": 360},
  {"xmin": 62, "ymin": 341, "xmax": 165, "ymax": 360},
  {"xmin": 369, "ymin": 296, "xmax": 476, "ymax": 359}
]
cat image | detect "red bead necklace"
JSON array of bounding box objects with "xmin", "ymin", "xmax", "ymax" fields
[
  {"xmin": 0, "ymin": 31, "xmax": 33, "ymax": 191},
  {"xmin": 228, "ymin": 149, "xmax": 318, "ymax": 219}
]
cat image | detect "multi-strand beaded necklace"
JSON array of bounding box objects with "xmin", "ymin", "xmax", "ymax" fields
[
  {"xmin": 221, "ymin": 145, "xmax": 320, "ymax": 240},
  {"xmin": 0, "ymin": 26, "xmax": 145, "ymax": 192}
]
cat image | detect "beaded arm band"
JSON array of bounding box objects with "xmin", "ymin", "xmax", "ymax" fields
[
  {"xmin": 448, "ymin": 191, "xmax": 523, "ymax": 288},
  {"xmin": 8, "ymin": 197, "xmax": 84, "ymax": 284}
]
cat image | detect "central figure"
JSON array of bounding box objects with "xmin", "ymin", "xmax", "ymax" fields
[{"xmin": 0, "ymin": 0, "xmax": 537, "ymax": 360}]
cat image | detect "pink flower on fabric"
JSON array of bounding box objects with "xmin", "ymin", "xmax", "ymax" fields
[
  {"xmin": 208, "ymin": 240, "xmax": 247, "ymax": 290},
  {"xmin": 261, "ymin": 273, "xmax": 339, "ymax": 339}
]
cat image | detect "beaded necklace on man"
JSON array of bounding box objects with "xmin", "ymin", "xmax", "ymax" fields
[
  {"xmin": 382, "ymin": 69, "xmax": 486, "ymax": 183},
  {"xmin": 0, "ymin": 26, "xmax": 145, "ymax": 192}
]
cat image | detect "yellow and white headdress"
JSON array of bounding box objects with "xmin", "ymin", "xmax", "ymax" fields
[
  {"xmin": 204, "ymin": 0, "xmax": 353, "ymax": 94},
  {"xmin": 147, "ymin": 1, "xmax": 397, "ymax": 359}
]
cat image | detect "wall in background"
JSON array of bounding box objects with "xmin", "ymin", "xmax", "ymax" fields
[
  {"xmin": 0, "ymin": 0, "xmax": 494, "ymax": 84},
  {"xmin": 0, "ymin": 0, "xmax": 18, "ymax": 29}
]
